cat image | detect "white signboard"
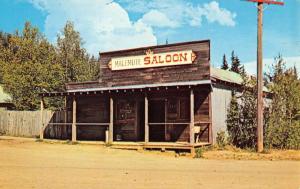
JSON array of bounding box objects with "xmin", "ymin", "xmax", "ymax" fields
[{"xmin": 108, "ymin": 50, "xmax": 197, "ymax": 71}]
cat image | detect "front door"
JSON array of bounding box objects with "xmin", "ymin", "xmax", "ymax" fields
[{"xmin": 114, "ymin": 99, "xmax": 137, "ymax": 141}]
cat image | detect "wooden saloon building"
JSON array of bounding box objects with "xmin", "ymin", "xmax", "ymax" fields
[{"xmin": 40, "ymin": 40, "xmax": 242, "ymax": 153}]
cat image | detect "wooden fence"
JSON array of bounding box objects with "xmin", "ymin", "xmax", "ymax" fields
[{"xmin": 0, "ymin": 110, "xmax": 69, "ymax": 138}]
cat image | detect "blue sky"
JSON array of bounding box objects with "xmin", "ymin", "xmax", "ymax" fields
[{"xmin": 0, "ymin": 0, "xmax": 299, "ymax": 74}]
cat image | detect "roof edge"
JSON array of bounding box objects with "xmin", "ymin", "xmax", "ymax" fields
[{"xmin": 99, "ymin": 39, "xmax": 210, "ymax": 55}]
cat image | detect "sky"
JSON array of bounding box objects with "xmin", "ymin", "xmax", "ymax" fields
[{"xmin": 0, "ymin": 0, "xmax": 299, "ymax": 74}]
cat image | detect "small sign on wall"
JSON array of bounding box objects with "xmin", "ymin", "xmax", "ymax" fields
[{"xmin": 108, "ymin": 49, "xmax": 197, "ymax": 71}]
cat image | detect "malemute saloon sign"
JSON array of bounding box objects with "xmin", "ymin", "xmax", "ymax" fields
[{"xmin": 108, "ymin": 49, "xmax": 197, "ymax": 71}]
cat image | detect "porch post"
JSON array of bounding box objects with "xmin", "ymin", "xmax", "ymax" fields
[
  {"xmin": 72, "ymin": 96, "xmax": 77, "ymax": 142},
  {"xmin": 109, "ymin": 97, "xmax": 113, "ymax": 143},
  {"xmin": 63, "ymin": 96, "xmax": 67, "ymax": 139},
  {"xmin": 208, "ymin": 93, "xmax": 213, "ymax": 144},
  {"xmin": 40, "ymin": 97, "xmax": 44, "ymax": 140},
  {"xmin": 190, "ymin": 89, "xmax": 195, "ymax": 144},
  {"xmin": 144, "ymin": 94, "xmax": 149, "ymax": 143}
]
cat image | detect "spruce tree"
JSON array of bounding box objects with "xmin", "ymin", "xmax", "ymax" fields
[
  {"xmin": 226, "ymin": 93, "xmax": 240, "ymax": 145},
  {"xmin": 221, "ymin": 54, "xmax": 229, "ymax": 70},
  {"xmin": 230, "ymin": 51, "xmax": 242, "ymax": 74},
  {"xmin": 226, "ymin": 76, "xmax": 258, "ymax": 149}
]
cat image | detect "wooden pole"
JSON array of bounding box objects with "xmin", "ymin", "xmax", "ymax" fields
[
  {"xmin": 190, "ymin": 89, "xmax": 195, "ymax": 145},
  {"xmin": 257, "ymin": 2, "xmax": 264, "ymax": 152},
  {"xmin": 144, "ymin": 94, "xmax": 149, "ymax": 143},
  {"xmin": 109, "ymin": 97, "xmax": 113, "ymax": 143},
  {"xmin": 72, "ymin": 96, "xmax": 77, "ymax": 142},
  {"xmin": 246, "ymin": 0, "xmax": 284, "ymax": 152},
  {"xmin": 40, "ymin": 98, "xmax": 44, "ymax": 140}
]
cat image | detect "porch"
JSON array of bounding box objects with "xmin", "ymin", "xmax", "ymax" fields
[{"xmin": 39, "ymin": 82, "xmax": 213, "ymax": 153}]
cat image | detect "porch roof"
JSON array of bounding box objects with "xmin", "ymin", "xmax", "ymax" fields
[{"xmin": 40, "ymin": 80, "xmax": 211, "ymax": 97}]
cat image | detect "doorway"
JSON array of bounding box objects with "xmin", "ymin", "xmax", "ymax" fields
[{"xmin": 149, "ymin": 100, "xmax": 166, "ymax": 141}]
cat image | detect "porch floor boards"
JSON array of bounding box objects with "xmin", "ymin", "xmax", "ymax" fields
[{"xmin": 110, "ymin": 141, "xmax": 210, "ymax": 150}]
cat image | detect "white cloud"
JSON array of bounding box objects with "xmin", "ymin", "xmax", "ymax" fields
[
  {"xmin": 138, "ymin": 10, "xmax": 179, "ymax": 28},
  {"xmin": 203, "ymin": 1, "xmax": 236, "ymax": 26},
  {"xmin": 28, "ymin": 0, "xmax": 157, "ymax": 55},
  {"xmin": 27, "ymin": 0, "xmax": 236, "ymax": 55},
  {"xmin": 243, "ymin": 56, "xmax": 300, "ymax": 76},
  {"xmin": 120, "ymin": 0, "xmax": 236, "ymax": 27}
]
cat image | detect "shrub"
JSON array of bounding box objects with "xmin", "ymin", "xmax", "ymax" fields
[
  {"xmin": 194, "ymin": 148, "xmax": 203, "ymax": 158},
  {"xmin": 216, "ymin": 131, "xmax": 227, "ymax": 149}
]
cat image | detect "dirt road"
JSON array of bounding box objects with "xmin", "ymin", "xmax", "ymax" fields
[{"xmin": 0, "ymin": 137, "xmax": 299, "ymax": 189}]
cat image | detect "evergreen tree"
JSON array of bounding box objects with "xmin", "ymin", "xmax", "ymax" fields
[
  {"xmin": 226, "ymin": 76, "xmax": 258, "ymax": 149},
  {"xmin": 226, "ymin": 93, "xmax": 240, "ymax": 145},
  {"xmin": 221, "ymin": 54, "xmax": 229, "ymax": 70},
  {"xmin": 265, "ymin": 56, "xmax": 300, "ymax": 149},
  {"xmin": 230, "ymin": 50, "xmax": 242, "ymax": 74}
]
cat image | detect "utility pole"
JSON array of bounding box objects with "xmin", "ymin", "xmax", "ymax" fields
[{"xmin": 246, "ymin": 0, "xmax": 284, "ymax": 152}]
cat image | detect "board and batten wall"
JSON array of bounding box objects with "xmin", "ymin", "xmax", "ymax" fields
[{"xmin": 211, "ymin": 85, "xmax": 233, "ymax": 144}]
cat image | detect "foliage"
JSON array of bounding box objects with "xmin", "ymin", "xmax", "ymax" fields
[
  {"xmin": 56, "ymin": 21, "xmax": 99, "ymax": 83},
  {"xmin": 227, "ymin": 76, "xmax": 259, "ymax": 149},
  {"xmin": 216, "ymin": 130, "xmax": 227, "ymax": 149},
  {"xmin": 0, "ymin": 22, "xmax": 65, "ymax": 110},
  {"xmin": 194, "ymin": 148, "xmax": 204, "ymax": 158},
  {"xmin": 0, "ymin": 21, "xmax": 99, "ymax": 110},
  {"xmin": 265, "ymin": 56, "xmax": 300, "ymax": 149},
  {"xmin": 230, "ymin": 51, "xmax": 243, "ymax": 74},
  {"xmin": 221, "ymin": 54, "xmax": 229, "ymax": 70}
]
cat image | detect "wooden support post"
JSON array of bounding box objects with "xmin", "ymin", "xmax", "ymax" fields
[
  {"xmin": 257, "ymin": 2, "xmax": 264, "ymax": 153},
  {"xmin": 208, "ymin": 93, "xmax": 213, "ymax": 144},
  {"xmin": 109, "ymin": 97, "xmax": 113, "ymax": 143},
  {"xmin": 190, "ymin": 89, "xmax": 195, "ymax": 145},
  {"xmin": 145, "ymin": 95, "xmax": 149, "ymax": 143},
  {"xmin": 63, "ymin": 96, "xmax": 67, "ymax": 139},
  {"xmin": 40, "ymin": 98, "xmax": 44, "ymax": 140},
  {"xmin": 72, "ymin": 96, "xmax": 77, "ymax": 142},
  {"xmin": 105, "ymin": 129, "xmax": 109, "ymax": 144}
]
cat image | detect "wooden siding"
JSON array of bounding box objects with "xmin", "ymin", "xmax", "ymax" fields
[
  {"xmin": 66, "ymin": 40, "xmax": 210, "ymax": 90},
  {"xmin": 194, "ymin": 89, "xmax": 211, "ymax": 142},
  {"xmin": 68, "ymin": 96, "xmax": 109, "ymax": 140},
  {"xmin": 99, "ymin": 41, "xmax": 210, "ymax": 87}
]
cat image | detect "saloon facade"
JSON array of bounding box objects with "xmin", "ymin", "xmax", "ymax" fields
[{"xmin": 40, "ymin": 40, "xmax": 241, "ymax": 152}]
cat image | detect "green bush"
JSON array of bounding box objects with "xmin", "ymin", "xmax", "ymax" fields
[
  {"xmin": 286, "ymin": 121, "xmax": 300, "ymax": 149},
  {"xmin": 216, "ymin": 131, "xmax": 227, "ymax": 149},
  {"xmin": 194, "ymin": 148, "xmax": 203, "ymax": 158}
]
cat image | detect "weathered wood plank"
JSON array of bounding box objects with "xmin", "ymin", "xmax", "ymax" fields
[
  {"xmin": 109, "ymin": 97, "xmax": 113, "ymax": 143},
  {"xmin": 145, "ymin": 95, "xmax": 149, "ymax": 143},
  {"xmin": 190, "ymin": 89, "xmax": 195, "ymax": 144},
  {"xmin": 72, "ymin": 97, "xmax": 77, "ymax": 142}
]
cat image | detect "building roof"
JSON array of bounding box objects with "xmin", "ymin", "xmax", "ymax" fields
[
  {"xmin": 0, "ymin": 85, "xmax": 11, "ymax": 103},
  {"xmin": 211, "ymin": 67, "xmax": 270, "ymax": 93},
  {"xmin": 99, "ymin": 39, "xmax": 210, "ymax": 55},
  {"xmin": 67, "ymin": 80, "xmax": 211, "ymax": 93},
  {"xmin": 211, "ymin": 67, "xmax": 243, "ymax": 85}
]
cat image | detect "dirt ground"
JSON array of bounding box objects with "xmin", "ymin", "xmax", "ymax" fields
[{"xmin": 0, "ymin": 136, "xmax": 299, "ymax": 189}]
